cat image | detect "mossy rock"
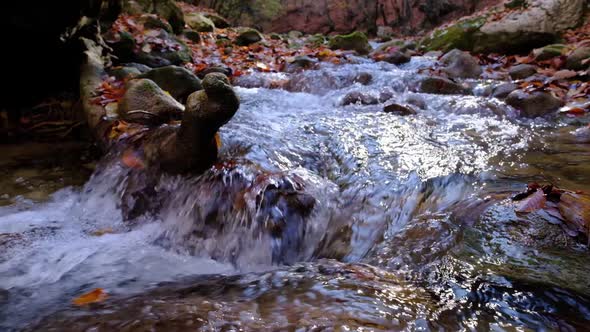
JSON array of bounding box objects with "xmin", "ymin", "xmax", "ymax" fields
[
  {"xmin": 133, "ymin": 32, "xmax": 192, "ymax": 67},
  {"xmin": 504, "ymin": 0, "xmax": 527, "ymax": 9},
  {"xmin": 235, "ymin": 28, "xmax": 263, "ymax": 46},
  {"xmin": 532, "ymin": 44, "xmax": 567, "ymax": 61},
  {"xmin": 122, "ymin": 0, "xmax": 184, "ymax": 34},
  {"xmin": 203, "ymin": 13, "xmax": 230, "ymax": 28},
  {"xmin": 138, "ymin": 65, "xmax": 202, "ymax": 102},
  {"xmin": 119, "ymin": 78, "xmax": 185, "ymax": 123},
  {"xmin": 153, "ymin": 0, "xmax": 185, "ymax": 34},
  {"xmin": 140, "ymin": 14, "xmax": 173, "ymax": 33},
  {"xmin": 419, "ymin": 16, "xmax": 486, "ymax": 53},
  {"xmin": 328, "ymin": 31, "xmax": 371, "ymax": 55},
  {"xmin": 109, "ymin": 66, "xmax": 142, "ymax": 80},
  {"xmin": 185, "ymin": 12, "xmax": 215, "ymax": 32},
  {"xmin": 307, "ymin": 34, "xmax": 326, "ymax": 46}
]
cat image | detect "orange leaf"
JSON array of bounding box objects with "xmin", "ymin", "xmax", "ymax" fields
[
  {"xmin": 73, "ymin": 288, "xmax": 108, "ymax": 306},
  {"xmin": 121, "ymin": 149, "xmax": 145, "ymax": 169}
]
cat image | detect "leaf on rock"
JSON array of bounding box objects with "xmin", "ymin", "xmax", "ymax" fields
[
  {"xmin": 515, "ymin": 189, "xmax": 546, "ymax": 214},
  {"xmin": 73, "ymin": 288, "xmax": 108, "ymax": 306}
]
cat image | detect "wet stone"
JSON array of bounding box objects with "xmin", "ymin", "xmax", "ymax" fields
[{"xmin": 384, "ymin": 103, "xmax": 417, "ymax": 116}]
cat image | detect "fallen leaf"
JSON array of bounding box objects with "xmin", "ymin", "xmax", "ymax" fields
[
  {"xmin": 73, "ymin": 288, "xmax": 108, "ymax": 306},
  {"xmin": 121, "ymin": 149, "xmax": 145, "ymax": 169},
  {"xmin": 91, "ymin": 228, "xmax": 114, "ymax": 236},
  {"xmin": 515, "ymin": 189, "xmax": 546, "ymax": 213}
]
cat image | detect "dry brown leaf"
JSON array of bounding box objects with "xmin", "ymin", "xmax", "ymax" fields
[{"xmin": 515, "ymin": 189, "xmax": 546, "ymax": 213}]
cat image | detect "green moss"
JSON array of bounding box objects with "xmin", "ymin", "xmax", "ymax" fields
[
  {"xmin": 328, "ymin": 31, "xmax": 371, "ymax": 54},
  {"xmin": 420, "ymin": 16, "xmax": 487, "ymax": 52}
]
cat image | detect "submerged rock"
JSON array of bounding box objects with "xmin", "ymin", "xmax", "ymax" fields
[
  {"xmin": 235, "ymin": 28, "xmax": 263, "ymax": 46},
  {"xmin": 440, "ymin": 49, "xmax": 482, "ymax": 79},
  {"xmin": 341, "ymin": 91, "xmax": 379, "ymax": 105},
  {"xmin": 509, "ymin": 64, "xmax": 537, "ymax": 80},
  {"xmin": 505, "ymin": 89, "xmax": 563, "ymax": 118},
  {"xmin": 328, "ymin": 31, "xmax": 371, "ymax": 55},
  {"xmin": 419, "ymin": 76, "xmax": 470, "ymax": 95},
  {"xmin": 353, "ymin": 72, "xmax": 373, "ymax": 85},
  {"xmin": 119, "ymin": 79, "xmax": 185, "ymax": 124},
  {"xmin": 138, "ymin": 65, "xmax": 202, "ymax": 102}
]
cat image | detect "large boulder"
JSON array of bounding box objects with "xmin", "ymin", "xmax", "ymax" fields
[
  {"xmin": 421, "ymin": 0, "xmax": 585, "ymax": 54},
  {"xmin": 143, "ymin": 73, "xmax": 240, "ymax": 174},
  {"xmin": 566, "ymin": 46, "xmax": 590, "ymax": 71},
  {"xmin": 185, "ymin": 12, "xmax": 215, "ymax": 32},
  {"xmin": 505, "ymin": 89, "xmax": 563, "ymax": 117},
  {"xmin": 440, "ymin": 49, "xmax": 482, "ymax": 79},
  {"xmin": 235, "ymin": 28, "xmax": 263, "ymax": 46},
  {"xmin": 119, "ymin": 79, "xmax": 185, "ymax": 124},
  {"xmin": 328, "ymin": 31, "xmax": 371, "ymax": 55},
  {"xmin": 138, "ymin": 66, "xmax": 202, "ymax": 102}
]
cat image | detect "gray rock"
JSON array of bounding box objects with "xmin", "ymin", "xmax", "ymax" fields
[
  {"xmin": 491, "ymin": 82, "xmax": 518, "ymax": 99},
  {"xmin": 119, "ymin": 79, "xmax": 185, "ymax": 124},
  {"xmin": 506, "ymin": 89, "xmax": 563, "ymax": 118},
  {"xmin": 419, "ymin": 76, "xmax": 470, "ymax": 95},
  {"xmin": 138, "ymin": 66, "xmax": 202, "ymax": 102},
  {"xmin": 141, "ymin": 14, "xmax": 173, "ymax": 33},
  {"xmin": 509, "ymin": 64, "xmax": 537, "ymax": 80},
  {"xmin": 383, "ymin": 103, "xmax": 417, "ymax": 116},
  {"xmin": 440, "ymin": 49, "xmax": 482, "ymax": 79},
  {"xmin": 235, "ymin": 28, "xmax": 263, "ymax": 46},
  {"xmin": 383, "ymin": 51, "xmax": 411, "ymax": 65},
  {"xmin": 566, "ymin": 46, "xmax": 590, "ymax": 71}
]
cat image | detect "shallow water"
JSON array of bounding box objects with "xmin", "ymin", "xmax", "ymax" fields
[{"xmin": 1, "ymin": 57, "xmax": 589, "ymax": 330}]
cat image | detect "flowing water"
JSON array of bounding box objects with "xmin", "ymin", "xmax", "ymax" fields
[{"xmin": 1, "ymin": 56, "xmax": 590, "ymax": 331}]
